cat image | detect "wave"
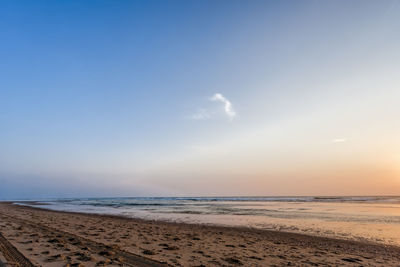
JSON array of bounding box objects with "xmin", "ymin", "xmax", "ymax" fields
[{"xmin": 25, "ymin": 196, "xmax": 400, "ymax": 211}]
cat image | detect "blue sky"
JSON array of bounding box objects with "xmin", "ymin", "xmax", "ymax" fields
[{"xmin": 1, "ymin": 1, "xmax": 399, "ymax": 199}]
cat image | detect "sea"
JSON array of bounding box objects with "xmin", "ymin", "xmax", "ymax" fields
[{"xmin": 18, "ymin": 196, "xmax": 400, "ymax": 247}]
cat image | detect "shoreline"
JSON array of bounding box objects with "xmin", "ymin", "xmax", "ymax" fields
[
  {"xmin": 12, "ymin": 201, "xmax": 400, "ymax": 251},
  {"xmin": 1, "ymin": 202, "xmax": 400, "ymax": 266},
  {"xmin": 14, "ymin": 201, "xmax": 400, "ymax": 249}
]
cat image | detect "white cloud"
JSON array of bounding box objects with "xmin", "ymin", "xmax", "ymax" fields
[
  {"xmin": 189, "ymin": 93, "xmax": 236, "ymax": 121},
  {"xmin": 211, "ymin": 93, "xmax": 236, "ymax": 120},
  {"xmin": 332, "ymin": 138, "xmax": 347, "ymax": 143}
]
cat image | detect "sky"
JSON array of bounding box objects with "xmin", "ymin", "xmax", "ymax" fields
[{"xmin": 1, "ymin": 0, "xmax": 399, "ymax": 199}]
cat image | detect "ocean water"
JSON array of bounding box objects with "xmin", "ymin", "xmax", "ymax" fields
[{"xmin": 20, "ymin": 196, "xmax": 400, "ymax": 247}]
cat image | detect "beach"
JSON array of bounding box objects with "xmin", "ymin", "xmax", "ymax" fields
[
  {"xmin": 0, "ymin": 202, "xmax": 399, "ymax": 266},
  {"xmin": 2, "ymin": 1, "xmax": 400, "ymax": 266}
]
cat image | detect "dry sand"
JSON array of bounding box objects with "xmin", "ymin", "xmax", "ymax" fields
[{"xmin": 0, "ymin": 202, "xmax": 399, "ymax": 266}]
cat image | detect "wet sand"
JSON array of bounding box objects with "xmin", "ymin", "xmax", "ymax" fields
[{"xmin": 0, "ymin": 202, "xmax": 399, "ymax": 266}]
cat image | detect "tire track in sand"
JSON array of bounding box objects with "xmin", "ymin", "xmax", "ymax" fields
[
  {"xmin": 0, "ymin": 232, "xmax": 36, "ymax": 267},
  {"xmin": 0, "ymin": 213, "xmax": 169, "ymax": 267}
]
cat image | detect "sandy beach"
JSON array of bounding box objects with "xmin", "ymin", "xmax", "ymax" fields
[
  {"xmin": 2, "ymin": 1, "xmax": 400, "ymax": 266},
  {"xmin": 0, "ymin": 202, "xmax": 399, "ymax": 266}
]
